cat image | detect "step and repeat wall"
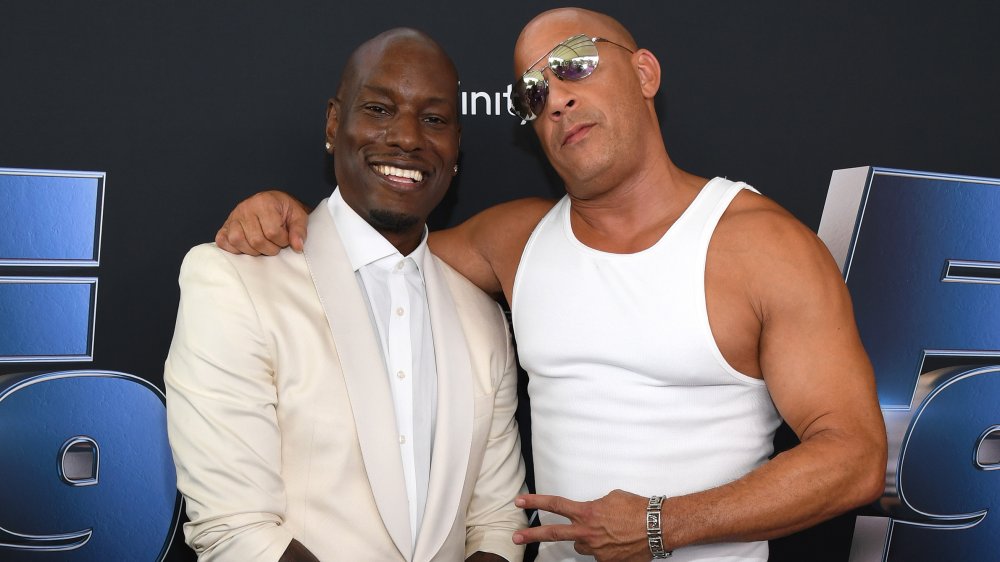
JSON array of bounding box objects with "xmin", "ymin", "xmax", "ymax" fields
[{"xmin": 2, "ymin": 2, "xmax": 998, "ymax": 561}]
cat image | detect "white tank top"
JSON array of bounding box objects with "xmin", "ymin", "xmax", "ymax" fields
[{"xmin": 512, "ymin": 178, "xmax": 781, "ymax": 562}]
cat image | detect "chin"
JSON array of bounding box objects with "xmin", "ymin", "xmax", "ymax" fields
[{"xmin": 367, "ymin": 209, "xmax": 421, "ymax": 233}]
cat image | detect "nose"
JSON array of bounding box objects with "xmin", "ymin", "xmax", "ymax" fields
[
  {"xmin": 384, "ymin": 113, "xmax": 423, "ymax": 152},
  {"xmin": 545, "ymin": 77, "xmax": 576, "ymax": 121}
]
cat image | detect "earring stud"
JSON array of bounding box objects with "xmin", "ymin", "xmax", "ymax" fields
[
  {"xmin": 325, "ymin": 142, "xmax": 332, "ymax": 151},
  {"xmin": 453, "ymin": 164, "xmax": 459, "ymax": 174}
]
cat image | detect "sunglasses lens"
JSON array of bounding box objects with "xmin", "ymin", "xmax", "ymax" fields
[
  {"xmin": 511, "ymin": 36, "xmax": 603, "ymax": 123},
  {"xmin": 512, "ymin": 70, "xmax": 547, "ymax": 122},
  {"xmin": 548, "ymin": 36, "xmax": 599, "ymax": 81}
]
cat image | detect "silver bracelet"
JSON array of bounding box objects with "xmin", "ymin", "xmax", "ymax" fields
[{"xmin": 646, "ymin": 495, "xmax": 672, "ymax": 559}]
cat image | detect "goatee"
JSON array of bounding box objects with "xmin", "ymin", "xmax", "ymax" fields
[{"xmin": 367, "ymin": 209, "xmax": 420, "ymax": 233}]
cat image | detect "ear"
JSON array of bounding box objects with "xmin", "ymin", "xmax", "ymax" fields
[
  {"xmin": 633, "ymin": 49, "xmax": 661, "ymax": 99},
  {"xmin": 452, "ymin": 128, "xmax": 462, "ymax": 176},
  {"xmin": 325, "ymin": 98, "xmax": 340, "ymax": 151}
]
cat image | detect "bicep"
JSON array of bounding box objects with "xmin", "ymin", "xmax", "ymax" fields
[
  {"xmin": 429, "ymin": 198, "xmax": 555, "ymax": 301},
  {"xmin": 756, "ymin": 233, "xmax": 881, "ymax": 443},
  {"xmin": 430, "ymin": 225, "xmax": 502, "ymax": 297}
]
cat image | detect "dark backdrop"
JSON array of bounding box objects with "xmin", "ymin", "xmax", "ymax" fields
[{"xmin": 2, "ymin": 1, "xmax": 999, "ymax": 560}]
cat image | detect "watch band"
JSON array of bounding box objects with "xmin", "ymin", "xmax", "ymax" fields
[{"xmin": 646, "ymin": 495, "xmax": 672, "ymax": 559}]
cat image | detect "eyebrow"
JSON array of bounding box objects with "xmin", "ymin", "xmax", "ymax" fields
[{"xmin": 359, "ymin": 84, "xmax": 455, "ymax": 107}]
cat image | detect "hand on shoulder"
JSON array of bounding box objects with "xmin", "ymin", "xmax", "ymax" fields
[{"xmin": 216, "ymin": 190, "xmax": 311, "ymax": 256}]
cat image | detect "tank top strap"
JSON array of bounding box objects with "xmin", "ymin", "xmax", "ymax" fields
[
  {"xmin": 511, "ymin": 195, "xmax": 569, "ymax": 310},
  {"xmin": 683, "ymin": 177, "xmax": 756, "ymax": 237}
]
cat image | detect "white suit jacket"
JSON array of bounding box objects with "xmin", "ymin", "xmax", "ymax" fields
[{"xmin": 165, "ymin": 202, "xmax": 527, "ymax": 562}]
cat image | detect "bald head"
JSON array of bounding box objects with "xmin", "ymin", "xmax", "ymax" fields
[
  {"xmin": 324, "ymin": 27, "xmax": 461, "ymax": 252},
  {"xmin": 515, "ymin": 8, "xmax": 636, "ymax": 74},
  {"xmin": 337, "ymin": 27, "xmax": 458, "ymax": 103},
  {"xmin": 510, "ymin": 8, "xmax": 668, "ymax": 198}
]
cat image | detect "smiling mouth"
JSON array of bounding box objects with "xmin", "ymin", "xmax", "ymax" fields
[{"xmin": 372, "ymin": 164, "xmax": 424, "ymax": 183}]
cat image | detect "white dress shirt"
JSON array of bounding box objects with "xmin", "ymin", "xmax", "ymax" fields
[{"xmin": 328, "ymin": 189, "xmax": 438, "ymax": 549}]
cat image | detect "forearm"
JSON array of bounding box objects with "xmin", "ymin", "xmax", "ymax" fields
[
  {"xmin": 660, "ymin": 429, "xmax": 885, "ymax": 549},
  {"xmin": 508, "ymin": 441, "xmax": 883, "ymax": 562}
]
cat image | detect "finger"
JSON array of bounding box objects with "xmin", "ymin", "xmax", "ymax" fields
[
  {"xmin": 258, "ymin": 214, "xmax": 292, "ymax": 249},
  {"xmin": 515, "ymin": 494, "xmax": 585, "ymax": 519},
  {"xmin": 215, "ymin": 227, "xmax": 236, "ymax": 253},
  {"xmin": 512, "ymin": 523, "xmax": 581, "ymax": 545},
  {"xmin": 216, "ymin": 224, "xmax": 261, "ymax": 256},
  {"xmin": 242, "ymin": 217, "xmax": 283, "ymax": 256},
  {"xmin": 223, "ymin": 190, "xmax": 288, "ymax": 254}
]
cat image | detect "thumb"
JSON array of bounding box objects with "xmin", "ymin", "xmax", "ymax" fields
[
  {"xmin": 283, "ymin": 201, "xmax": 310, "ymax": 253},
  {"xmin": 289, "ymin": 217, "xmax": 307, "ymax": 253}
]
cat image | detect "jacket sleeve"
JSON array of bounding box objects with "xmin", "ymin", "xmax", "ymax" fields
[
  {"xmin": 464, "ymin": 302, "xmax": 528, "ymax": 561},
  {"xmin": 164, "ymin": 244, "xmax": 294, "ymax": 561}
]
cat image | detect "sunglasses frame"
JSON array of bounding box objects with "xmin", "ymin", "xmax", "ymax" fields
[{"xmin": 511, "ymin": 34, "xmax": 634, "ymax": 124}]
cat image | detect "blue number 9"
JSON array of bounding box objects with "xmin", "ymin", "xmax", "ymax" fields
[
  {"xmin": 819, "ymin": 168, "xmax": 1000, "ymax": 561},
  {"xmin": 0, "ymin": 371, "xmax": 180, "ymax": 561}
]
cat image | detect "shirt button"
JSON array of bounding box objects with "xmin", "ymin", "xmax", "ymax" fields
[
  {"xmin": 397, "ymin": 370, "xmax": 406, "ymax": 380},
  {"xmin": 399, "ymin": 435, "xmax": 407, "ymax": 445},
  {"xmin": 395, "ymin": 307, "xmax": 405, "ymax": 316},
  {"xmin": 396, "ymin": 261, "xmax": 405, "ymax": 270}
]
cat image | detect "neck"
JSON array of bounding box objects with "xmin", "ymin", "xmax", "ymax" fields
[
  {"xmin": 380, "ymin": 228, "xmax": 424, "ymax": 256},
  {"xmin": 566, "ymin": 155, "xmax": 705, "ymax": 254}
]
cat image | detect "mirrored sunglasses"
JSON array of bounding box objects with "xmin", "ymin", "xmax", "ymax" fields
[{"xmin": 510, "ymin": 34, "xmax": 634, "ymax": 124}]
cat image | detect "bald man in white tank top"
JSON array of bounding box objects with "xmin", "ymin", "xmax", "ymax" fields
[{"xmin": 217, "ymin": 8, "xmax": 887, "ymax": 562}]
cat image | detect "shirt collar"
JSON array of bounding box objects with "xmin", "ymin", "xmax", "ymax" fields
[{"xmin": 327, "ymin": 187, "xmax": 430, "ymax": 273}]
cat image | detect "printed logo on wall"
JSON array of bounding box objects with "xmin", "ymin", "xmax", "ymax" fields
[
  {"xmin": 0, "ymin": 168, "xmax": 181, "ymax": 561},
  {"xmin": 819, "ymin": 167, "xmax": 1000, "ymax": 562},
  {"xmin": 460, "ymin": 84, "xmax": 516, "ymax": 117}
]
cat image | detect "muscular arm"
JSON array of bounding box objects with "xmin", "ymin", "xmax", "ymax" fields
[
  {"xmin": 655, "ymin": 205, "xmax": 887, "ymax": 548},
  {"xmin": 429, "ymin": 198, "xmax": 554, "ymax": 302},
  {"xmin": 514, "ymin": 199, "xmax": 887, "ymax": 559},
  {"xmin": 215, "ymin": 189, "xmax": 553, "ymax": 302}
]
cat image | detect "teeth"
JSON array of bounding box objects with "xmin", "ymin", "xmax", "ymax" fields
[{"xmin": 373, "ymin": 164, "xmax": 423, "ymax": 183}]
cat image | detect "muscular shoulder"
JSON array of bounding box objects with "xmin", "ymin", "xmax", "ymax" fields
[
  {"xmin": 712, "ymin": 190, "xmax": 846, "ymax": 315},
  {"xmin": 715, "ymin": 191, "xmax": 819, "ymax": 256}
]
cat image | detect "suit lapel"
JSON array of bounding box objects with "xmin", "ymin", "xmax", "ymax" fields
[
  {"xmin": 413, "ymin": 256, "xmax": 474, "ymax": 562},
  {"xmin": 303, "ymin": 201, "xmax": 413, "ymax": 559}
]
